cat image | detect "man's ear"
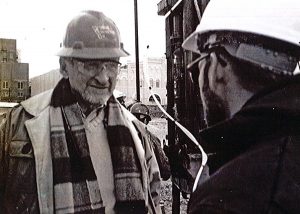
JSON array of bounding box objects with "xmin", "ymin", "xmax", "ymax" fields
[{"xmin": 59, "ymin": 58, "xmax": 69, "ymax": 79}]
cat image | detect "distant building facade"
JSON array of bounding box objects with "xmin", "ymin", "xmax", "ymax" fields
[
  {"xmin": 30, "ymin": 57, "xmax": 167, "ymax": 105},
  {"xmin": 30, "ymin": 69, "xmax": 62, "ymax": 96},
  {"xmin": 117, "ymin": 57, "xmax": 167, "ymax": 105},
  {"xmin": 0, "ymin": 38, "xmax": 29, "ymax": 102}
]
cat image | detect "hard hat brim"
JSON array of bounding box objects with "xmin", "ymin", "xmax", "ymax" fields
[
  {"xmin": 182, "ymin": 31, "xmax": 200, "ymax": 54},
  {"xmin": 57, "ymin": 47, "xmax": 130, "ymax": 59}
]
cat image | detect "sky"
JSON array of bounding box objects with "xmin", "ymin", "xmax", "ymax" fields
[{"xmin": 0, "ymin": 0, "xmax": 166, "ymax": 78}]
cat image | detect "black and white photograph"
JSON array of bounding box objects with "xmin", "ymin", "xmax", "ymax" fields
[{"xmin": 0, "ymin": 0, "xmax": 299, "ymax": 213}]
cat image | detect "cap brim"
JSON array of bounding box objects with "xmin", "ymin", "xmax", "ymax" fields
[
  {"xmin": 182, "ymin": 31, "xmax": 200, "ymax": 54},
  {"xmin": 57, "ymin": 47, "xmax": 130, "ymax": 59}
]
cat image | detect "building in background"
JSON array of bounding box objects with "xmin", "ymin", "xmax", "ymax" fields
[
  {"xmin": 30, "ymin": 57, "xmax": 167, "ymax": 105},
  {"xmin": 30, "ymin": 69, "xmax": 62, "ymax": 96},
  {"xmin": 0, "ymin": 38, "xmax": 29, "ymax": 102},
  {"xmin": 117, "ymin": 57, "xmax": 167, "ymax": 105}
]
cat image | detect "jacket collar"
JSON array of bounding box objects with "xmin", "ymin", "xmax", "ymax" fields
[{"xmin": 21, "ymin": 89, "xmax": 53, "ymax": 117}]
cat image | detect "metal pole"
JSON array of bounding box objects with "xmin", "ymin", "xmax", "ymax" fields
[{"xmin": 134, "ymin": 0, "xmax": 140, "ymax": 102}]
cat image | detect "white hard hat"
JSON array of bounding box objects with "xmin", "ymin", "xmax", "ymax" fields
[{"xmin": 182, "ymin": 0, "xmax": 300, "ymax": 54}]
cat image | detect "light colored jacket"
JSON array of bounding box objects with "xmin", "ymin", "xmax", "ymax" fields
[{"xmin": 0, "ymin": 90, "xmax": 161, "ymax": 213}]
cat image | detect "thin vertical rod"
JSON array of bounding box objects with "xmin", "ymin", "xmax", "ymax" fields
[{"xmin": 134, "ymin": 0, "xmax": 140, "ymax": 101}]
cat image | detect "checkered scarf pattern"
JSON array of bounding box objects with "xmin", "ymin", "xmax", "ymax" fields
[{"xmin": 49, "ymin": 79, "xmax": 146, "ymax": 213}]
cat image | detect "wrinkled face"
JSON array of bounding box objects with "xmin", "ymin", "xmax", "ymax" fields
[
  {"xmin": 198, "ymin": 55, "xmax": 229, "ymax": 127},
  {"xmin": 64, "ymin": 58, "xmax": 120, "ymax": 106}
]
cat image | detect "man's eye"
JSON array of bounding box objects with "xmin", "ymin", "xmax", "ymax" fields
[
  {"xmin": 85, "ymin": 62, "xmax": 98, "ymax": 69},
  {"xmin": 107, "ymin": 63, "xmax": 118, "ymax": 69}
]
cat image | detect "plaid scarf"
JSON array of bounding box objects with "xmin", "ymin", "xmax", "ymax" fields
[{"xmin": 49, "ymin": 79, "xmax": 146, "ymax": 213}]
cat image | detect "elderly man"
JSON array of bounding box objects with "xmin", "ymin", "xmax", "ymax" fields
[
  {"xmin": 182, "ymin": 0, "xmax": 300, "ymax": 213},
  {"xmin": 0, "ymin": 11, "xmax": 161, "ymax": 213}
]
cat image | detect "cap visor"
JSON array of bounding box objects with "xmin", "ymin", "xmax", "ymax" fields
[
  {"xmin": 57, "ymin": 47, "xmax": 129, "ymax": 59},
  {"xmin": 182, "ymin": 31, "xmax": 200, "ymax": 54}
]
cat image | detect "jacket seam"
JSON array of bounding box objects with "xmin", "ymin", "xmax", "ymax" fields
[{"xmin": 265, "ymin": 137, "xmax": 288, "ymax": 213}]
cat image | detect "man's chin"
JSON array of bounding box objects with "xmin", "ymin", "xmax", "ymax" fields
[
  {"xmin": 202, "ymin": 92, "xmax": 228, "ymax": 127},
  {"xmin": 70, "ymin": 87, "xmax": 110, "ymax": 108},
  {"xmin": 84, "ymin": 94, "xmax": 111, "ymax": 106}
]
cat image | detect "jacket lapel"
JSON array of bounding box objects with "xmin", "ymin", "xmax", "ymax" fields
[
  {"xmin": 25, "ymin": 108, "xmax": 54, "ymax": 213},
  {"xmin": 22, "ymin": 90, "xmax": 54, "ymax": 213}
]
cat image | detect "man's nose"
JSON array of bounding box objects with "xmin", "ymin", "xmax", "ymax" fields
[{"xmin": 94, "ymin": 68, "xmax": 109, "ymax": 83}]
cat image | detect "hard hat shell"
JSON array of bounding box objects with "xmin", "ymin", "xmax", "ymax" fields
[
  {"xmin": 182, "ymin": 0, "xmax": 300, "ymax": 54},
  {"xmin": 57, "ymin": 10, "xmax": 129, "ymax": 59},
  {"xmin": 128, "ymin": 102, "xmax": 150, "ymax": 116},
  {"xmin": 127, "ymin": 102, "xmax": 151, "ymax": 122}
]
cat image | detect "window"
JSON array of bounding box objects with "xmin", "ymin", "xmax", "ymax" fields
[
  {"xmin": 150, "ymin": 78, "xmax": 154, "ymax": 88},
  {"xmin": 2, "ymin": 50, "xmax": 7, "ymax": 62},
  {"xmin": 149, "ymin": 94, "xmax": 161, "ymax": 103},
  {"xmin": 3, "ymin": 92, "xmax": 9, "ymax": 97},
  {"xmin": 2, "ymin": 81, "xmax": 8, "ymax": 89},
  {"xmin": 18, "ymin": 81, "xmax": 24, "ymax": 89},
  {"xmin": 18, "ymin": 92, "xmax": 23, "ymax": 97},
  {"xmin": 156, "ymin": 79, "xmax": 160, "ymax": 88}
]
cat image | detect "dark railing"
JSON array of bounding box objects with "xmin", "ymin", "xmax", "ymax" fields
[{"xmin": 157, "ymin": 0, "xmax": 180, "ymax": 15}]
